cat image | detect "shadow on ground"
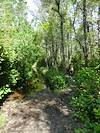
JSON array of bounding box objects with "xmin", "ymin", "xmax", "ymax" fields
[{"xmin": 0, "ymin": 89, "xmax": 81, "ymax": 133}]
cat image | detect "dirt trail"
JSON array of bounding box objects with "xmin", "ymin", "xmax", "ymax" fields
[{"xmin": 0, "ymin": 89, "xmax": 81, "ymax": 133}]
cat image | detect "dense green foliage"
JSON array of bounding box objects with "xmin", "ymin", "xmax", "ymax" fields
[
  {"xmin": 0, "ymin": 0, "xmax": 44, "ymax": 100},
  {"xmin": 0, "ymin": 0, "xmax": 100, "ymax": 132},
  {"xmin": 14, "ymin": 21, "xmax": 44, "ymax": 85},
  {"xmin": 0, "ymin": 45, "xmax": 19, "ymax": 99},
  {"xmin": 72, "ymin": 66, "xmax": 100, "ymax": 132},
  {"xmin": 0, "ymin": 85, "xmax": 11, "ymax": 100},
  {"xmin": 45, "ymin": 68, "xmax": 68, "ymax": 91}
]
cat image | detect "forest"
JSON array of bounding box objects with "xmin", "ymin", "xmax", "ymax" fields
[{"xmin": 0, "ymin": 0, "xmax": 100, "ymax": 132}]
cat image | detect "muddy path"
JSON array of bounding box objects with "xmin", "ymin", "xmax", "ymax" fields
[{"xmin": 0, "ymin": 88, "xmax": 81, "ymax": 133}]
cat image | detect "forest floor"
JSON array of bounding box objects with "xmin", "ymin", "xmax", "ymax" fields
[{"xmin": 0, "ymin": 86, "xmax": 82, "ymax": 133}]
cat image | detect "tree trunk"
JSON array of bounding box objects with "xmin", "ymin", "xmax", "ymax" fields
[
  {"xmin": 60, "ymin": 14, "xmax": 65, "ymax": 68},
  {"xmin": 83, "ymin": 0, "xmax": 88, "ymax": 66},
  {"xmin": 98, "ymin": 6, "xmax": 100, "ymax": 57},
  {"xmin": 51, "ymin": 31, "xmax": 55, "ymax": 66},
  {"xmin": 45, "ymin": 38, "xmax": 48, "ymax": 68}
]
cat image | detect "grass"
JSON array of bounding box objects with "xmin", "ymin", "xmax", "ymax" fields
[{"xmin": 0, "ymin": 113, "xmax": 6, "ymax": 128}]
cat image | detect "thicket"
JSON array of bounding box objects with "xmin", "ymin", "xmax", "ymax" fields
[
  {"xmin": 0, "ymin": 18, "xmax": 44, "ymax": 100},
  {"xmin": 45, "ymin": 68, "xmax": 69, "ymax": 91},
  {"xmin": 0, "ymin": 0, "xmax": 100, "ymax": 132},
  {"xmin": 71, "ymin": 60, "xmax": 100, "ymax": 133},
  {"xmin": 0, "ymin": 45, "xmax": 19, "ymax": 100}
]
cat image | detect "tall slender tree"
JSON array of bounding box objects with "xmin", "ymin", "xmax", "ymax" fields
[{"xmin": 83, "ymin": 0, "xmax": 88, "ymax": 66}]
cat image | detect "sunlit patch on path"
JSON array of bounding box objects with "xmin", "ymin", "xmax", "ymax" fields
[{"xmin": 0, "ymin": 89, "xmax": 81, "ymax": 133}]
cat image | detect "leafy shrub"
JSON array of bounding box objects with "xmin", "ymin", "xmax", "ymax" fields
[
  {"xmin": 0, "ymin": 47, "xmax": 11, "ymax": 87},
  {"xmin": 88, "ymin": 58, "xmax": 100, "ymax": 68},
  {"xmin": 37, "ymin": 56, "xmax": 47, "ymax": 68},
  {"xmin": 25, "ymin": 78, "xmax": 45, "ymax": 96},
  {"xmin": 45, "ymin": 68, "xmax": 67, "ymax": 90},
  {"xmin": 9, "ymin": 69, "xmax": 20, "ymax": 85},
  {"xmin": 13, "ymin": 20, "xmax": 44, "ymax": 85},
  {"xmin": 75, "ymin": 122, "xmax": 100, "ymax": 133},
  {"xmin": 0, "ymin": 46, "xmax": 19, "ymax": 100},
  {"xmin": 0, "ymin": 46, "xmax": 19, "ymax": 84},
  {"xmin": 31, "ymin": 78, "xmax": 44, "ymax": 91},
  {"xmin": 0, "ymin": 85, "xmax": 11, "ymax": 100},
  {"xmin": 74, "ymin": 68, "xmax": 100, "ymax": 95},
  {"xmin": 71, "ymin": 67, "xmax": 100, "ymax": 132},
  {"xmin": 71, "ymin": 52, "xmax": 83, "ymax": 73}
]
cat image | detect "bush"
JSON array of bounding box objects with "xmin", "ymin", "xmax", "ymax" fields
[
  {"xmin": 74, "ymin": 68, "xmax": 100, "ymax": 95},
  {"xmin": 0, "ymin": 47, "xmax": 11, "ymax": 87},
  {"xmin": 31, "ymin": 78, "xmax": 44, "ymax": 92},
  {"xmin": 0, "ymin": 85, "xmax": 11, "ymax": 100},
  {"xmin": 45, "ymin": 68, "xmax": 68, "ymax": 91},
  {"xmin": 88, "ymin": 58, "xmax": 100, "ymax": 68},
  {"xmin": 75, "ymin": 123, "xmax": 100, "ymax": 133},
  {"xmin": 71, "ymin": 67, "xmax": 100, "ymax": 132},
  {"xmin": 71, "ymin": 53, "xmax": 83, "ymax": 73},
  {"xmin": 0, "ymin": 46, "xmax": 19, "ymax": 99},
  {"xmin": 0, "ymin": 47, "xmax": 19, "ymax": 86}
]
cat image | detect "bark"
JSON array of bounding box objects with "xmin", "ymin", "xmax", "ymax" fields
[
  {"xmin": 51, "ymin": 31, "xmax": 55, "ymax": 66},
  {"xmin": 98, "ymin": 6, "xmax": 100, "ymax": 57},
  {"xmin": 60, "ymin": 14, "xmax": 65, "ymax": 67},
  {"xmin": 52, "ymin": 0, "xmax": 65, "ymax": 68},
  {"xmin": 83, "ymin": 0, "xmax": 88, "ymax": 66},
  {"xmin": 54, "ymin": 42, "xmax": 58, "ymax": 67},
  {"xmin": 45, "ymin": 38, "xmax": 48, "ymax": 68}
]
